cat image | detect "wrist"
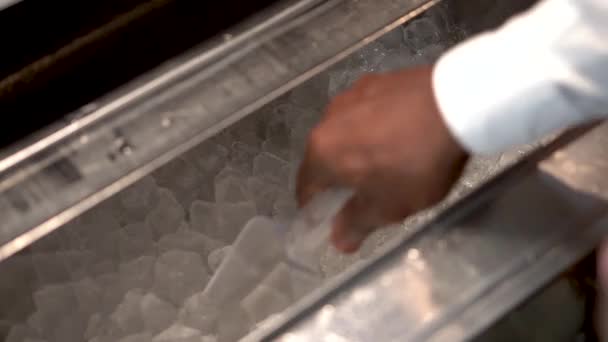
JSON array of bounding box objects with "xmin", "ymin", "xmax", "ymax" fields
[{"xmin": 424, "ymin": 65, "xmax": 470, "ymax": 165}]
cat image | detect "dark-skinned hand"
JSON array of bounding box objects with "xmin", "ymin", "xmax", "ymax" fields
[{"xmin": 296, "ymin": 66, "xmax": 469, "ymax": 253}]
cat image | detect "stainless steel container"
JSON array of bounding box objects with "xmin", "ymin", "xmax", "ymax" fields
[{"xmin": 0, "ymin": 0, "xmax": 604, "ymax": 341}]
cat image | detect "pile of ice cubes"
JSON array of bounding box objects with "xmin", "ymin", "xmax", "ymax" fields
[{"xmin": 0, "ymin": 12, "xmax": 519, "ymax": 342}]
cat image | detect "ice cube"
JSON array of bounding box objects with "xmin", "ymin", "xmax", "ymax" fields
[
  {"xmin": 117, "ymin": 332, "xmax": 153, "ymax": 342},
  {"xmin": 253, "ymin": 152, "xmax": 290, "ymax": 187},
  {"xmin": 52, "ymin": 312, "xmax": 86, "ymax": 342},
  {"xmin": 259, "ymin": 262, "xmax": 293, "ymax": 298},
  {"xmin": 241, "ymin": 264, "xmax": 294, "ymax": 325},
  {"xmin": 216, "ymin": 202, "xmax": 257, "ymax": 244},
  {"xmin": 196, "ymin": 179, "xmax": 216, "ymax": 203},
  {"xmin": 288, "ymin": 112, "xmax": 318, "ymax": 156},
  {"xmin": 145, "ymin": 189, "xmax": 185, "ymax": 239},
  {"xmin": 204, "ymin": 217, "xmax": 282, "ymax": 306},
  {"xmin": 327, "ymin": 68, "xmax": 350, "ymax": 99},
  {"xmin": 24, "ymin": 338, "xmax": 48, "ymax": 342},
  {"xmin": 110, "ymin": 289, "xmax": 145, "ymax": 335},
  {"xmin": 214, "ymin": 172, "xmax": 252, "ymax": 203},
  {"xmin": 272, "ymin": 192, "xmax": 297, "ymax": 221},
  {"xmin": 232, "ymin": 216, "xmax": 284, "ymax": 273},
  {"xmin": 118, "ymin": 176, "xmax": 159, "ymax": 221},
  {"xmin": 95, "ymin": 273, "xmax": 124, "ymax": 314},
  {"xmin": 89, "ymin": 336, "xmax": 113, "ymax": 342},
  {"xmin": 358, "ymin": 42, "xmax": 390, "ymax": 71},
  {"xmin": 32, "ymin": 253, "xmax": 71, "ymax": 285},
  {"xmin": 61, "ymin": 250, "xmax": 96, "ymax": 280},
  {"xmin": 89, "ymin": 260, "xmax": 116, "ymax": 278},
  {"xmin": 228, "ymin": 141, "xmax": 259, "ymax": 175},
  {"xmin": 279, "ymin": 102, "xmax": 316, "ymax": 130},
  {"xmin": 153, "ymin": 158, "xmax": 204, "ymax": 207},
  {"xmin": 204, "ymin": 251, "xmax": 258, "ymax": 307},
  {"xmin": 374, "ymin": 46, "xmax": 419, "ymax": 72},
  {"xmin": 184, "ymin": 142, "xmax": 230, "ymax": 177},
  {"xmin": 422, "ymin": 43, "xmax": 448, "ymax": 62},
  {"xmin": 93, "ymin": 231, "xmax": 123, "ymax": 263},
  {"xmin": 229, "ymin": 115, "xmax": 264, "ymax": 147},
  {"xmin": 152, "ymin": 323, "xmax": 202, "ymax": 342},
  {"xmin": 60, "ymin": 220, "xmax": 89, "ymax": 249},
  {"xmin": 189, "ymin": 201, "xmax": 220, "ymax": 238},
  {"xmin": 0, "ymin": 255, "xmax": 38, "ymax": 321},
  {"xmin": 328, "ymin": 43, "xmax": 392, "ymax": 93},
  {"xmin": 260, "ymin": 108, "xmax": 291, "ymax": 160},
  {"xmin": 30, "ymin": 230, "xmax": 68, "ymax": 253},
  {"xmin": 26, "ymin": 311, "xmax": 47, "ymax": 336},
  {"xmin": 33, "ymin": 284, "xmax": 77, "ymax": 315},
  {"xmin": 216, "ymin": 307, "xmax": 251, "ymax": 342},
  {"xmin": 201, "ymin": 335, "xmax": 218, "ymax": 342},
  {"xmin": 122, "ymin": 222, "xmax": 155, "ymax": 244},
  {"xmin": 0, "ymin": 320, "xmax": 10, "ymax": 339},
  {"xmin": 140, "ymin": 293, "xmax": 177, "ymax": 334},
  {"xmin": 30, "ymin": 285, "xmax": 78, "ymax": 335},
  {"xmin": 78, "ymin": 208, "xmax": 121, "ymax": 239},
  {"xmin": 84, "ymin": 314, "xmax": 106, "ymax": 340},
  {"xmin": 288, "ymin": 267, "xmax": 323, "ymax": 301},
  {"xmin": 254, "ymin": 313, "xmax": 284, "ymax": 331},
  {"xmin": 261, "ymin": 137, "xmax": 290, "ymax": 162},
  {"xmin": 119, "ymin": 255, "xmax": 156, "ymax": 291},
  {"xmin": 178, "ymin": 292, "xmax": 218, "ymax": 332},
  {"xmin": 207, "ymin": 246, "xmax": 232, "ymax": 273},
  {"xmin": 158, "ymin": 229, "xmax": 223, "ymax": 259},
  {"xmin": 154, "ymin": 251, "xmax": 210, "ymax": 305},
  {"xmin": 285, "ymin": 163, "xmax": 298, "ymax": 195},
  {"xmin": 117, "ymin": 230, "xmax": 152, "ymax": 262},
  {"xmin": 376, "ymin": 25, "xmax": 407, "ymax": 50},
  {"xmin": 209, "ymin": 129, "xmax": 234, "ymax": 149},
  {"xmin": 288, "ymin": 73, "xmax": 329, "ymax": 110},
  {"xmin": 5, "ymin": 324, "xmax": 38, "ymax": 342},
  {"xmin": 71, "ymin": 277, "xmax": 103, "ymax": 315},
  {"xmin": 401, "ymin": 15, "xmax": 443, "ymax": 52},
  {"xmin": 241, "ymin": 284, "xmax": 291, "ymax": 324},
  {"xmin": 247, "ymin": 177, "xmax": 283, "ymax": 216}
]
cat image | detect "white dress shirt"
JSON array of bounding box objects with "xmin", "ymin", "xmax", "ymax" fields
[{"xmin": 433, "ymin": 0, "xmax": 608, "ymax": 155}]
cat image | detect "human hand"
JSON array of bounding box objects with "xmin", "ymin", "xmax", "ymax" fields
[{"xmin": 296, "ymin": 66, "xmax": 469, "ymax": 253}]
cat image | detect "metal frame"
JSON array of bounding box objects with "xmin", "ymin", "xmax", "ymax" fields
[
  {"xmin": 246, "ymin": 122, "xmax": 608, "ymax": 341},
  {"xmin": 1, "ymin": 0, "xmax": 606, "ymax": 340},
  {"xmin": 0, "ymin": 0, "xmax": 21, "ymax": 11},
  {"xmin": 0, "ymin": 0, "xmax": 438, "ymax": 260}
]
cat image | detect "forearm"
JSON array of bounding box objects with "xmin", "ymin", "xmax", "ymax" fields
[{"xmin": 433, "ymin": 0, "xmax": 608, "ymax": 155}]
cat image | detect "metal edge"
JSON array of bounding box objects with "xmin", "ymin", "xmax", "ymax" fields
[
  {"xmin": 0, "ymin": 0, "xmax": 440, "ymax": 260},
  {"xmin": 0, "ymin": 0, "xmax": 20, "ymax": 11},
  {"xmin": 0, "ymin": 0, "xmax": 328, "ymax": 171},
  {"xmin": 240, "ymin": 124, "xmax": 596, "ymax": 341}
]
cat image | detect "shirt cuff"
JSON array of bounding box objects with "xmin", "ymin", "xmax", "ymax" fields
[{"xmin": 431, "ymin": 0, "xmax": 583, "ymax": 155}]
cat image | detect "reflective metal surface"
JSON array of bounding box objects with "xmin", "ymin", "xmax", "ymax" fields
[
  {"xmin": 0, "ymin": 0, "xmax": 438, "ymax": 260},
  {"xmin": 247, "ymin": 122, "xmax": 608, "ymax": 341},
  {"xmin": 0, "ymin": 0, "xmax": 20, "ymax": 10}
]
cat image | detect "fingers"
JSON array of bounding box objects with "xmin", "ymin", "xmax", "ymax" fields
[{"xmin": 331, "ymin": 193, "xmax": 379, "ymax": 253}]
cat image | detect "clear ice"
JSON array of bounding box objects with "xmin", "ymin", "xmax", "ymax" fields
[{"xmin": 0, "ymin": 12, "xmax": 543, "ymax": 342}]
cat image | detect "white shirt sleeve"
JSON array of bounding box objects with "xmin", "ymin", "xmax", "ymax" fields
[{"xmin": 433, "ymin": 0, "xmax": 608, "ymax": 155}]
